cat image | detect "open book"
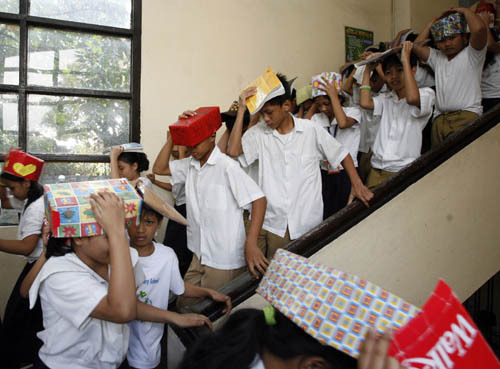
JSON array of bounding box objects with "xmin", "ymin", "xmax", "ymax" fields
[{"xmin": 243, "ymin": 67, "xmax": 285, "ymax": 114}]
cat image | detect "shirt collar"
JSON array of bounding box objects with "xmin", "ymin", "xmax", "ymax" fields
[
  {"xmin": 189, "ymin": 145, "xmax": 221, "ymax": 169},
  {"xmin": 265, "ymin": 113, "xmax": 305, "ymax": 135}
]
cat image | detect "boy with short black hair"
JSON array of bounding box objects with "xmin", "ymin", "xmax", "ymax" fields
[
  {"xmin": 227, "ymin": 72, "xmax": 372, "ymax": 273},
  {"xmin": 126, "ymin": 203, "xmax": 231, "ymax": 369},
  {"xmin": 155, "ymin": 113, "xmax": 267, "ymax": 302},
  {"xmin": 413, "ymin": 7, "xmax": 487, "ymax": 147},
  {"xmin": 360, "ymin": 42, "xmax": 436, "ymax": 189}
]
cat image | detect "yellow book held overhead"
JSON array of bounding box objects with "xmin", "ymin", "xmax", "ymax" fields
[{"xmin": 243, "ymin": 68, "xmax": 285, "ymax": 114}]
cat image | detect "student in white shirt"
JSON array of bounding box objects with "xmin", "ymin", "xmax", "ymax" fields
[
  {"xmin": 0, "ymin": 151, "xmax": 45, "ymax": 368},
  {"xmin": 413, "ymin": 7, "xmax": 487, "ymax": 147},
  {"xmin": 310, "ymin": 77, "xmax": 362, "ymax": 219},
  {"xmin": 478, "ymin": 10, "xmax": 500, "ymax": 113},
  {"xmin": 360, "ymin": 42, "xmax": 436, "ymax": 189},
  {"xmin": 126, "ymin": 204, "xmax": 231, "ymax": 369},
  {"xmin": 227, "ymin": 74, "xmax": 373, "ymax": 275},
  {"xmin": 29, "ymin": 192, "xmax": 138, "ymax": 369},
  {"xmin": 152, "ymin": 120, "xmax": 267, "ymax": 303}
]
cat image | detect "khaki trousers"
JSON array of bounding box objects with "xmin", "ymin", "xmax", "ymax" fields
[
  {"xmin": 176, "ymin": 254, "xmax": 245, "ymax": 310},
  {"xmin": 431, "ymin": 110, "xmax": 479, "ymax": 148},
  {"xmin": 366, "ymin": 168, "xmax": 397, "ymax": 189}
]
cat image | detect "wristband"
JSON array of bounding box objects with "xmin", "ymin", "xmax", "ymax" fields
[{"xmin": 359, "ymin": 85, "xmax": 372, "ymax": 91}]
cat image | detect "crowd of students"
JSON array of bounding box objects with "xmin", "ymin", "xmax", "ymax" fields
[{"xmin": 0, "ymin": 3, "xmax": 499, "ymax": 368}]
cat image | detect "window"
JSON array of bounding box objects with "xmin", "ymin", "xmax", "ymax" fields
[{"xmin": 0, "ymin": 0, "xmax": 141, "ymax": 184}]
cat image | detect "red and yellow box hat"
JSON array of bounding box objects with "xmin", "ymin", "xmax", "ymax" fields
[{"xmin": 2, "ymin": 149, "xmax": 45, "ymax": 182}]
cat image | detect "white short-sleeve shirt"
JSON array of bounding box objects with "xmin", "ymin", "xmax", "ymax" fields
[
  {"xmin": 18, "ymin": 196, "xmax": 45, "ymax": 263},
  {"xmin": 170, "ymin": 146, "xmax": 264, "ymax": 270},
  {"xmin": 311, "ymin": 107, "xmax": 362, "ymax": 169},
  {"xmin": 481, "ymin": 53, "xmax": 500, "ymax": 99},
  {"xmin": 371, "ymin": 88, "xmax": 435, "ymax": 172},
  {"xmin": 127, "ymin": 242, "xmax": 185, "ymax": 369},
  {"xmin": 240, "ymin": 116, "xmax": 349, "ymax": 239},
  {"xmin": 29, "ymin": 248, "xmax": 141, "ymax": 369},
  {"xmin": 427, "ymin": 45, "xmax": 486, "ymax": 118}
]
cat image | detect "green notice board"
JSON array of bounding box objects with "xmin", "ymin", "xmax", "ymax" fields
[{"xmin": 345, "ymin": 26, "xmax": 374, "ymax": 62}]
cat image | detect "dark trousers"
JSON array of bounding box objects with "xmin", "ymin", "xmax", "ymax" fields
[
  {"xmin": 164, "ymin": 203, "xmax": 191, "ymax": 277},
  {"xmin": 3, "ymin": 262, "xmax": 44, "ymax": 369},
  {"xmin": 321, "ymin": 169, "xmax": 351, "ymax": 220}
]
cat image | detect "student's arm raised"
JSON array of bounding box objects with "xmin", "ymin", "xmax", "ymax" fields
[
  {"xmin": 401, "ymin": 42, "xmax": 421, "ymax": 109},
  {"xmin": 152, "ymin": 131, "xmax": 174, "ymax": 176},
  {"xmin": 320, "ymin": 78, "xmax": 357, "ymax": 129},
  {"xmin": 342, "ymin": 67, "xmax": 356, "ymax": 96},
  {"xmin": 146, "ymin": 173, "xmax": 173, "ymax": 192},
  {"xmin": 479, "ymin": 11, "xmax": 500, "ymax": 53},
  {"xmin": 89, "ymin": 192, "xmax": 136, "ymax": 323},
  {"xmin": 453, "ymin": 7, "xmax": 487, "ymax": 50},
  {"xmin": 110, "ymin": 145, "xmax": 123, "ymax": 179},
  {"xmin": 413, "ymin": 14, "xmax": 440, "ymax": 62},
  {"xmin": 358, "ymin": 329, "xmax": 405, "ymax": 369},
  {"xmin": 359, "ymin": 64, "xmax": 376, "ymax": 111},
  {"xmin": 227, "ymin": 87, "xmax": 256, "ymax": 158}
]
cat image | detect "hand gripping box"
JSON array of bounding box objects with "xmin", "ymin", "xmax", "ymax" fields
[
  {"xmin": 44, "ymin": 179, "xmax": 142, "ymax": 238},
  {"xmin": 169, "ymin": 107, "xmax": 222, "ymax": 147}
]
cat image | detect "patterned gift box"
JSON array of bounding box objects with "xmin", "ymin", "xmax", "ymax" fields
[
  {"xmin": 44, "ymin": 179, "xmax": 142, "ymax": 238},
  {"xmin": 256, "ymin": 249, "xmax": 419, "ymax": 359},
  {"xmin": 312, "ymin": 72, "xmax": 343, "ymax": 98},
  {"xmin": 431, "ymin": 12, "xmax": 466, "ymax": 42}
]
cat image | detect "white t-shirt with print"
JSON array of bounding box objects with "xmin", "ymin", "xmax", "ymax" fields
[{"xmin": 127, "ymin": 242, "xmax": 185, "ymax": 369}]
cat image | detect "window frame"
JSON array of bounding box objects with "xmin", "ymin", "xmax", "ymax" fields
[{"xmin": 0, "ymin": 0, "xmax": 141, "ymax": 164}]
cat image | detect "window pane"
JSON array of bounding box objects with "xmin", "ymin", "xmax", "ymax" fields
[
  {"xmin": 30, "ymin": 0, "xmax": 131, "ymax": 29},
  {"xmin": 39, "ymin": 162, "xmax": 110, "ymax": 185},
  {"xmin": 0, "ymin": 0, "xmax": 19, "ymax": 14},
  {"xmin": 27, "ymin": 95, "xmax": 129, "ymax": 155},
  {"xmin": 0, "ymin": 23, "xmax": 20, "ymax": 85},
  {"xmin": 28, "ymin": 27, "xmax": 130, "ymax": 92},
  {"xmin": 0, "ymin": 93, "xmax": 18, "ymax": 152}
]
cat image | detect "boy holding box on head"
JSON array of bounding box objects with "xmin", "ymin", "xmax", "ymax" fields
[
  {"xmin": 227, "ymin": 71, "xmax": 373, "ymax": 272},
  {"xmin": 156, "ymin": 107, "xmax": 267, "ymax": 304},
  {"xmin": 360, "ymin": 42, "xmax": 436, "ymax": 189},
  {"xmin": 413, "ymin": 8, "xmax": 487, "ymax": 147}
]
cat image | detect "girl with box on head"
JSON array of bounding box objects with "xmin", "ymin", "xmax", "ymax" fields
[
  {"xmin": 28, "ymin": 190, "xmax": 138, "ymax": 368},
  {"xmin": 0, "ymin": 149, "xmax": 45, "ymax": 368}
]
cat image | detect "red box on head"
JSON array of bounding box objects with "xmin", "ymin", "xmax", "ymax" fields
[
  {"xmin": 170, "ymin": 107, "xmax": 222, "ymax": 147},
  {"xmin": 2, "ymin": 149, "xmax": 45, "ymax": 182}
]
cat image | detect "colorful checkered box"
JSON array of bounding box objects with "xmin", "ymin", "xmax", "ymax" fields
[
  {"xmin": 312, "ymin": 72, "xmax": 343, "ymax": 98},
  {"xmin": 431, "ymin": 12, "xmax": 466, "ymax": 42},
  {"xmin": 257, "ymin": 249, "xmax": 420, "ymax": 359},
  {"xmin": 44, "ymin": 179, "xmax": 142, "ymax": 238}
]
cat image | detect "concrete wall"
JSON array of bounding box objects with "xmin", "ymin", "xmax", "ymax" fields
[
  {"xmin": 410, "ymin": 0, "xmax": 459, "ymax": 33},
  {"xmin": 233, "ymin": 123, "xmax": 500, "ymax": 313}
]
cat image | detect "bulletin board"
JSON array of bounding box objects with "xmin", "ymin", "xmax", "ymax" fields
[{"xmin": 345, "ymin": 26, "xmax": 374, "ymax": 62}]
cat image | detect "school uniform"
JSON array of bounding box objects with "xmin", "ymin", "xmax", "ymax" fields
[
  {"xmin": 29, "ymin": 249, "xmax": 143, "ymax": 369},
  {"xmin": 311, "ymin": 107, "xmax": 361, "ymax": 218},
  {"xmin": 366, "ymin": 87, "xmax": 435, "ymax": 189},
  {"xmin": 427, "ymin": 45, "xmax": 486, "ymax": 146},
  {"xmin": 127, "ymin": 242, "xmax": 185, "ymax": 369},
  {"xmin": 170, "ymin": 146, "xmax": 264, "ymax": 308},
  {"xmin": 240, "ymin": 116, "xmax": 348, "ymax": 246},
  {"xmin": 3, "ymin": 196, "xmax": 45, "ymax": 368},
  {"xmin": 481, "ymin": 53, "xmax": 500, "ymax": 112}
]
